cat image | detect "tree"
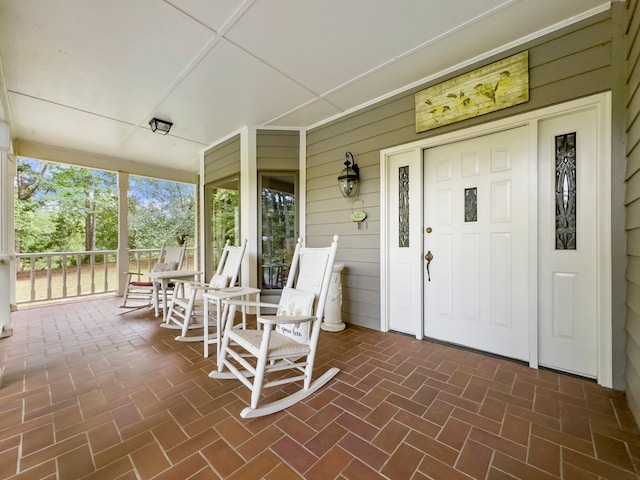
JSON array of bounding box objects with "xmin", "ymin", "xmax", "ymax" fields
[
  {"xmin": 16, "ymin": 158, "xmax": 118, "ymax": 254},
  {"xmin": 16, "ymin": 158, "xmax": 48, "ymax": 202},
  {"xmin": 46, "ymin": 165, "xmax": 117, "ymax": 251},
  {"xmin": 128, "ymin": 176, "xmax": 195, "ymax": 249},
  {"xmin": 212, "ymin": 187, "xmax": 238, "ymax": 244},
  {"xmin": 15, "ymin": 159, "xmax": 49, "ymax": 253},
  {"xmin": 261, "ymin": 187, "xmax": 295, "ymax": 265},
  {"xmin": 15, "ymin": 159, "xmax": 196, "ymax": 258}
]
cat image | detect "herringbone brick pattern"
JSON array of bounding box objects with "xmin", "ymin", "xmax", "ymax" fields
[{"xmin": 1, "ymin": 297, "xmax": 639, "ymax": 479}]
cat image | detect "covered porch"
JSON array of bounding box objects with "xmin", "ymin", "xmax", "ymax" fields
[{"xmin": 1, "ymin": 297, "xmax": 638, "ymax": 479}]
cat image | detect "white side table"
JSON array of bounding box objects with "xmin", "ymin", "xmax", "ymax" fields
[
  {"xmin": 147, "ymin": 269, "xmax": 201, "ymax": 320},
  {"xmin": 203, "ymin": 286, "xmax": 261, "ymax": 359},
  {"xmin": 322, "ymin": 263, "xmax": 346, "ymax": 332}
]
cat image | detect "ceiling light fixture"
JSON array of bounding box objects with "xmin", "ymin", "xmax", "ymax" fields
[{"xmin": 149, "ymin": 117, "xmax": 173, "ymax": 135}]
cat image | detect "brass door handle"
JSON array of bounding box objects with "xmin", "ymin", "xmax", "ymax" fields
[{"xmin": 425, "ymin": 251, "xmax": 433, "ymax": 281}]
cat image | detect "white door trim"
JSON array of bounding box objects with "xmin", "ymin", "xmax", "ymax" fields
[{"xmin": 380, "ymin": 92, "xmax": 612, "ymax": 387}]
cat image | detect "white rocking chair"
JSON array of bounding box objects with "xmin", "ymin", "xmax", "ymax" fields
[
  {"xmin": 162, "ymin": 239, "xmax": 247, "ymax": 342},
  {"xmin": 210, "ymin": 235, "xmax": 339, "ymax": 418},
  {"xmin": 120, "ymin": 243, "xmax": 187, "ymax": 310}
]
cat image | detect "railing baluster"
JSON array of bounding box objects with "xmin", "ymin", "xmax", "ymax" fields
[
  {"xmin": 103, "ymin": 254, "xmax": 109, "ymax": 291},
  {"xmin": 15, "ymin": 247, "xmax": 194, "ymax": 305},
  {"xmin": 30, "ymin": 256, "xmax": 36, "ymax": 302},
  {"xmin": 76, "ymin": 254, "xmax": 82, "ymax": 296},
  {"xmin": 62, "ymin": 254, "xmax": 67, "ymax": 298},
  {"xmin": 46, "ymin": 256, "xmax": 52, "ymax": 299},
  {"xmin": 135, "ymin": 251, "xmax": 141, "ymax": 275},
  {"xmin": 90, "ymin": 254, "xmax": 96, "ymax": 294}
]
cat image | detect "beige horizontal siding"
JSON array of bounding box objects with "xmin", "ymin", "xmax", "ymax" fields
[
  {"xmin": 627, "ymin": 199, "xmax": 640, "ymax": 230},
  {"xmin": 628, "ymin": 172, "xmax": 640, "ymax": 205},
  {"xmin": 627, "ymin": 0, "xmax": 640, "ymax": 424},
  {"xmin": 630, "ymin": 228, "xmax": 640, "ymax": 256},
  {"xmin": 257, "ymin": 130, "xmax": 299, "ymax": 171},
  {"xmin": 203, "ymin": 135, "xmax": 240, "ymax": 185},
  {"xmin": 307, "ymin": 11, "xmax": 613, "ymax": 331}
]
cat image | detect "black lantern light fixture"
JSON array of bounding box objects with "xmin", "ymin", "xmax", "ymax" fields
[
  {"xmin": 337, "ymin": 151, "xmax": 360, "ymax": 198},
  {"xmin": 149, "ymin": 117, "xmax": 173, "ymax": 135}
]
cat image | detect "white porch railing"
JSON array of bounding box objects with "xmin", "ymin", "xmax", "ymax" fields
[{"xmin": 16, "ymin": 247, "xmax": 195, "ymax": 305}]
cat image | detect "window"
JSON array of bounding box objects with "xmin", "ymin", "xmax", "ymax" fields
[
  {"xmin": 210, "ymin": 180, "xmax": 239, "ymax": 268},
  {"xmin": 259, "ymin": 172, "xmax": 297, "ymax": 290}
]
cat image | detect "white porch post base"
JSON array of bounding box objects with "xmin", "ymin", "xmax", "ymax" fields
[{"xmin": 322, "ymin": 263, "xmax": 346, "ymax": 332}]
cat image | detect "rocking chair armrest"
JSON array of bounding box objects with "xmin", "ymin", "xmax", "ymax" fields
[
  {"xmin": 198, "ymin": 284, "xmax": 233, "ymax": 292},
  {"xmin": 258, "ymin": 314, "xmax": 315, "ymax": 326},
  {"xmin": 124, "ymin": 271, "xmax": 148, "ymax": 278},
  {"xmin": 170, "ymin": 278, "xmax": 205, "ymax": 288}
]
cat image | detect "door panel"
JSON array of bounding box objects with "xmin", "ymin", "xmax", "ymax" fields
[
  {"xmin": 388, "ymin": 149, "xmax": 422, "ymax": 335},
  {"xmin": 424, "ymin": 126, "xmax": 530, "ymax": 360},
  {"xmin": 538, "ymin": 110, "xmax": 597, "ymax": 378}
]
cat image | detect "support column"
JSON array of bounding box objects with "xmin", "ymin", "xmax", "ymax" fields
[
  {"xmin": 116, "ymin": 172, "xmax": 129, "ymax": 296},
  {"xmin": 240, "ymin": 127, "xmax": 258, "ymax": 289},
  {"xmin": 0, "ymin": 120, "xmax": 14, "ymax": 337}
]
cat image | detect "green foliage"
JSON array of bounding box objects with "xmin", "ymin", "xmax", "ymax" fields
[
  {"xmin": 15, "ymin": 159, "xmax": 196, "ymax": 263},
  {"xmin": 15, "ymin": 159, "xmax": 50, "ymax": 252},
  {"xmin": 15, "ymin": 159, "xmax": 119, "ymax": 262},
  {"xmin": 212, "ymin": 187, "xmax": 238, "ymax": 245},
  {"xmin": 128, "ymin": 176, "xmax": 195, "ymax": 248},
  {"xmin": 210, "ymin": 187, "xmax": 239, "ymax": 267},
  {"xmin": 47, "ymin": 164, "xmax": 117, "ymax": 251},
  {"xmin": 262, "ymin": 188, "xmax": 295, "ymax": 265}
]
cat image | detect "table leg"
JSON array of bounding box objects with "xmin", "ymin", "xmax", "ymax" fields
[
  {"xmin": 153, "ymin": 281, "xmax": 160, "ymax": 317},
  {"xmin": 203, "ymin": 299, "xmax": 210, "ymax": 358},
  {"xmin": 217, "ymin": 300, "xmax": 224, "ymax": 361},
  {"xmin": 160, "ymin": 281, "xmax": 167, "ymax": 319}
]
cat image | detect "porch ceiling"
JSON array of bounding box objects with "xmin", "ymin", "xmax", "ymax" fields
[{"xmin": 0, "ymin": 0, "xmax": 608, "ymax": 175}]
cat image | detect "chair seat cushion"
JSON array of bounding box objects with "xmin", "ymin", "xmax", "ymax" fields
[
  {"xmin": 230, "ymin": 329, "xmax": 311, "ymax": 358},
  {"xmin": 130, "ymin": 281, "xmax": 153, "ymax": 287}
]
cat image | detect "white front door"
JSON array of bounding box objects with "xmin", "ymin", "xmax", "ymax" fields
[
  {"xmin": 537, "ymin": 109, "xmax": 598, "ymax": 378},
  {"xmin": 423, "ymin": 126, "xmax": 531, "ymax": 360}
]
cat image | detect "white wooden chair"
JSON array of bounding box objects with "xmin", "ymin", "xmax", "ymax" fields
[
  {"xmin": 162, "ymin": 239, "xmax": 247, "ymax": 341},
  {"xmin": 210, "ymin": 235, "xmax": 339, "ymax": 418},
  {"xmin": 120, "ymin": 243, "xmax": 187, "ymax": 310}
]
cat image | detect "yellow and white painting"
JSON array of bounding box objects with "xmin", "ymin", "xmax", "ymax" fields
[{"xmin": 415, "ymin": 51, "xmax": 529, "ymax": 133}]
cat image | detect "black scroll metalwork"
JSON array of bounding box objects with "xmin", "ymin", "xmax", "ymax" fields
[
  {"xmin": 464, "ymin": 187, "xmax": 477, "ymax": 222},
  {"xmin": 555, "ymin": 132, "xmax": 577, "ymax": 250},
  {"xmin": 399, "ymin": 166, "xmax": 409, "ymax": 247}
]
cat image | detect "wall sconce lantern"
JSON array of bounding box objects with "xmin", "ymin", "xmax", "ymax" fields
[
  {"xmin": 337, "ymin": 152, "xmax": 360, "ymax": 198},
  {"xmin": 149, "ymin": 117, "xmax": 173, "ymax": 135}
]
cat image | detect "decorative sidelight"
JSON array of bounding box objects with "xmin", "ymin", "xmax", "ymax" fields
[
  {"xmin": 399, "ymin": 166, "xmax": 410, "ymax": 247},
  {"xmin": 555, "ymin": 132, "xmax": 577, "ymax": 250}
]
